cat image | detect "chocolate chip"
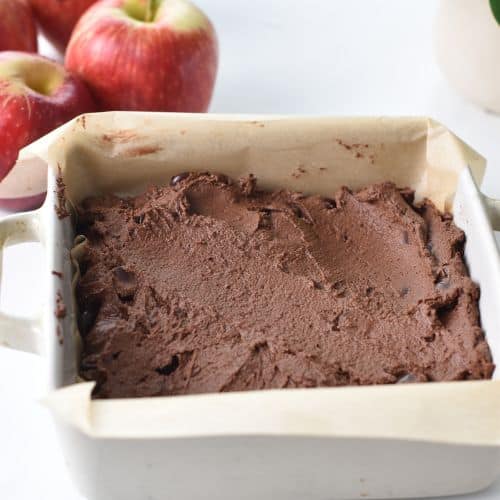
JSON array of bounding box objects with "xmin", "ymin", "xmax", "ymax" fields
[
  {"xmin": 451, "ymin": 239, "xmax": 464, "ymax": 256},
  {"xmin": 113, "ymin": 267, "xmax": 134, "ymax": 282},
  {"xmin": 291, "ymin": 204, "xmax": 305, "ymax": 219},
  {"xmin": 113, "ymin": 267, "xmax": 137, "ymax": 300},
  {"xmin": 288, "ymin": 203, "xmax": 312, "ymax": 224},
  {"xmin": 133, "ymin": 214, "xmax": 145, "ymax": 224},
  {"xmin": 170, "ymin": 172, "xmax": 189, "ymax": 186},
  {"xmin": 436, "ymin": 279, "xmax": 450, "ymax": 290},
  {"xmin": 80, "ymin": 358, "xmax": 97, "ymax": 371},
  {"xmin": 436, "ymin": 299, "xmax": 458, "ymax": 326},
  {"xmin": 333, "ymin": 280, "xmax": 345, "ymax": 291},
  {"xmin": 396, "ymin": 373, "xmax": 418, "ymax": 384},
  {"xmin": 323, "ymin": 198, "xmax": 337, "ymax": 210},
  {"xmin": 399, "ymin": 188, "xmax": 415, "ymax": 205},
  {"xmin": 78, "ymin": 300, "xmax": 100, "ymax": 336},
  {"xmin": 174, "ymin": 307, "xmax": 187, "ymax": 319},
  {"xmin": 400, "ymin": 287, "xmax": 409, "ymax": 297},
  {"xmin": 312, "ymin": 280, "xmax": 324, "ymax": 290},
  {"xmin": 435, "ymin": 267, "xmax": 450, "ymax": 290},
  {"xmin": 156, "ymin": 355, "xmax": 179, "ymax": 376},
  {"xmin": 257, "ymin": 209, "xmax": 272, "ymax": 229},
  {"xmin": 216, "ymin": 174, "xmax": 231, "ymax": 185},
  {"xmin": 332, "ymin": 280, "xmax": 346, "ymax": 297}
]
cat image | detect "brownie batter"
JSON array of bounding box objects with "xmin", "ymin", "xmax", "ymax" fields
[{"xmin": 76, "ymin": 173, "xmax": 493, "ymax": 398}]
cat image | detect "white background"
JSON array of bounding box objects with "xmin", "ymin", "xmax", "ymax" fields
[{"xmin": 1, "ymin": 1, "xmax": 500, "ymax": 499}]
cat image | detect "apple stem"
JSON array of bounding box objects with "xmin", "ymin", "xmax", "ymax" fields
[{"xmin": 145, "ymin": 0, "xmax": 158, "ymax": 22}]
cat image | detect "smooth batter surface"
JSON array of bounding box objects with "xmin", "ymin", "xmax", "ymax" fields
[{"xmin": 76, "ymin": 173, "xmax": 493, "ymax": 398}]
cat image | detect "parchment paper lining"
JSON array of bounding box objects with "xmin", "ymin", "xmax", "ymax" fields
[{"xmin": 13, "ymin": 112, "xmax": 500, "ymax": 444}]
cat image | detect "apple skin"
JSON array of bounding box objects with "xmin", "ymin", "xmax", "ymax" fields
[
  {"xmin": 29, "ymin": 0, "xmax": 97, "ymax": 53},
  {"xmin": 0, "ymin": 192, "xmax": 47, "ymax": 212},
  {"xmin": 66, "ymin": 0, "xmax": 218, "ymax": 112},
  {"xmin": 0, "ymin": 0, "xmax": 37, "ymax": 52},
  {"xmin": 0, "ymin": 52, "xmax": 96, "ymax": 211}
]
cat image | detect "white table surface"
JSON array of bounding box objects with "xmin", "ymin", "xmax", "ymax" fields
[{"xmin": 1, "ymin": 1, "xmax": 500, "ymax": 499}]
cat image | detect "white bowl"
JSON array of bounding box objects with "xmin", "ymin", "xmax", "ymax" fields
[{"xmin": 1, "ymin": 113, "xmax": 500, "ymax": 500}]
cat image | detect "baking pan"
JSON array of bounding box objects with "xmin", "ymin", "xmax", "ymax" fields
[{"xmin": 1, "ymin": 113, "xmax": 500, "ymax": 500}]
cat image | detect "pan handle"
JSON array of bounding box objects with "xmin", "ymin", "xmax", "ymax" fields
[
  {"xmin": 484, "ymin": 196, "xmax": 500, "ymax": 232},
  {"xmin": 0, "ymin": 210, "xmax": 43, "ymax": 354}
]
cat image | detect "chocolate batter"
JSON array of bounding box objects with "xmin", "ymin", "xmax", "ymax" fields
[{"xmin": 76, "ymin": 173, "xmax": 493, "ymax": 398}]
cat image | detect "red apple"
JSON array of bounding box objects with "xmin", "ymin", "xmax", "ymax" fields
[
  {"xmin": 29, "ymin": 0, "xmax": 97, "ymax": 53},
  {"xmin": 66, "ymin": 0, "xmax": 218, "ymax": 112},
  {"xmin": 0, "ymin": 0, "xmax": 37, "ymax": 52},
  {"xmin": 0, "ymin": 192, "xmax": 47, "ymax": 211},
  {"xmin": 0, "ymin": 52, "xmax": 96, "ymax": 211}
]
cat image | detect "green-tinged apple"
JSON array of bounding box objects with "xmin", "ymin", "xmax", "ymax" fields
[
  {"xmin": 66, "ymin": 0, "xmax": 218, "ymax": 112},
  {"xmin": 0, "ymin": 52, "xmax": 96, "ymax": 211},
  {"xmin": 0, "ymin": 0, "xmax": 37, "ymax": 52},
  {"xmin": 29, "ymin": 0, "xmax": 97, "ymax": 53}
]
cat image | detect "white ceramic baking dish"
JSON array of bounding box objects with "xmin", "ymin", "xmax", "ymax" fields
[{"xmin": 1, "ymin": 113, "xmax": 500, "ymax": 500}]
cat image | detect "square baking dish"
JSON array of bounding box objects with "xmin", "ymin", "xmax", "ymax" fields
[{"xmin": 1, "ymin": 113, "xmax": 500, "ymax": 500}]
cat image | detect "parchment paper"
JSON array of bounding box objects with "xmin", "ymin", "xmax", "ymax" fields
[
  {"xmin": 8, "ymin": 112, "xmax": 486, "ymax": 212},
  {"xmin": 11, "ymin": 112, "xmax": 500, "ymax": 445}
]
